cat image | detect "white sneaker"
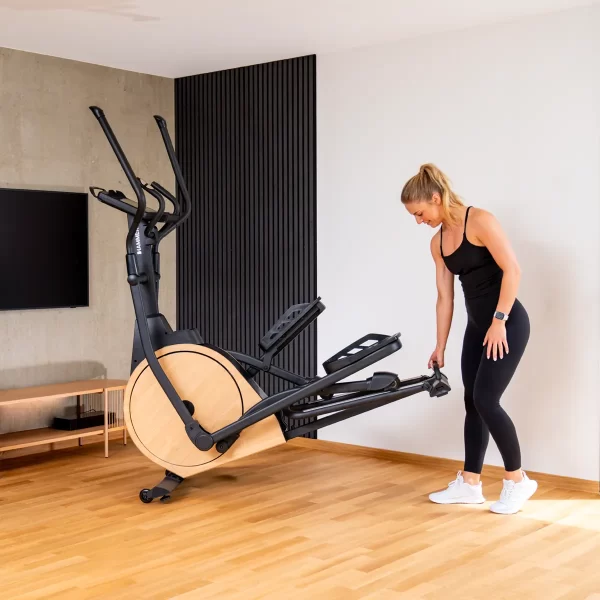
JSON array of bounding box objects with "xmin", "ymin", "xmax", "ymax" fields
[
  {"xmin": 429, "ymin": 471, "xmax": 486, "ymax": 504},
  {"xmin": 489, "ymin": 471, "xmax": 538, "ymax": 514}
]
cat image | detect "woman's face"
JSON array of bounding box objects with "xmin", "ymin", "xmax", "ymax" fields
[{"xmin": 404, "ymin": 193, "xmax": 443, "ymax": 228}]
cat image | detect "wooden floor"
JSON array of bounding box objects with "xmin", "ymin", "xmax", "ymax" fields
[{"xmin": 1, "ymin": 440, "xmax": 599, "ymax": 600}]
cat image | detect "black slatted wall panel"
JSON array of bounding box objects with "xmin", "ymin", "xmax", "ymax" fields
[{"xmin": 175, "ymin": 55, "xmax": 317, "ymax": 437}]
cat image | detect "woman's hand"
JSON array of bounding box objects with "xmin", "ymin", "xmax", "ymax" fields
[
  {"xmin": 429, "ymin": 347, "xmax": 445, "ymax": 369},
  {"xmin": 484, "ymin": 320, "xmax": 509, "ymax": 360}
]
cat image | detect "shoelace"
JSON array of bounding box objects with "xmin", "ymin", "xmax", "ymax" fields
[
  {"xmin": 500, "ymin": 480, "xmax": 516, "ymax": 502},
  {"xmin": 447, "ymin": 471, "xmax": 463, "ymax": 488},
  {"xmin": 500, "ymin": 472, "xmax": 528, "ymax": 503}
]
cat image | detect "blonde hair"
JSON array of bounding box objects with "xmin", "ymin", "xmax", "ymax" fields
[{"xmin": 401, "ymin": 163, "xmax": 464, "ymax": 226}]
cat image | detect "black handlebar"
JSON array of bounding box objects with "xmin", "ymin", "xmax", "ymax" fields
[
  {"xmin": 89, "ymin": 106, "xmax": 147, "ymax": 255},
  {"xmin": 89, "ymin": 106, "xmax": 190, "ymax": 246},
  {"xmin": 151, "ymin": 181, "xmax": 180, "ymax": 215},
  {"xmin": 153, "ymin": 115, "xmax": 192, "ymax": 229},
  {"xmin": 148, "ymin": 182, "xmax": 181, "ymax": 240},
  {"xmin": 140, "ymin": 179, "xmax": 166, "ymax": 238},
  {"xmin": 89, "ymin": 186, "xmax": 179, "ymax": 224}
]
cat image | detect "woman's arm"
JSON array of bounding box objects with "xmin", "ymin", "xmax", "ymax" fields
[
  {"xmin": 471, "ymin": 209, "xmax": 522, "ymax": 359},
  {"xmin": 429, "ymin": 232, "xmax": 455, "ymax": 366}
]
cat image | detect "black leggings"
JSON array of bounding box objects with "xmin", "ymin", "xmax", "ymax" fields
[{"xmin": 461, "ymin": 298, "xmax": 530, "ymax": 474}]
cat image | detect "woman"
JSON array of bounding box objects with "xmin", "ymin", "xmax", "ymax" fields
[{"xmin": 401, "ymin": 163, "xmax": 537, "ymax": 514}]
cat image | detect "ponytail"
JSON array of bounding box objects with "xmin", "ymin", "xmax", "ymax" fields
[{"xmin": 401, "ymin": 163, "xmax": 464, "ymax": 226}]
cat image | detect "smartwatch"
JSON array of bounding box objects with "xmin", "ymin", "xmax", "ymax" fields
[{"xmin": 494, "ymin": 311, "xmax": 509, "ymax": 321}]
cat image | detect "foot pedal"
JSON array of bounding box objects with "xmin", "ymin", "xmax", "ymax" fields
[
  {"xmin": 260, "ymin": 298, "xmax": 325, "ymax": 354},
  {"xmin": 322, "ymin": 333, "xmax": 402, "ymax": 375},
  {"xmin": 318, "ymin": 371, "xmax": 400, "ymax": 399}
]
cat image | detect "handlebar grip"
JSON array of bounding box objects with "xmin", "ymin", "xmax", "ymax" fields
[
  {"xmin": 152, "ymin": 114, "xmax": 191, "ymax": 227},
  {"xmin": 89, "ymin": 106, "xmax": 105, "ymax": 119},
  {"xmin": 89, "ymin": 105, "xmax": 147, "ymax": 254},
  {"xmin": 140, "ymin": 179, "xmax": 166, "ymax": 236},
  {"xmin": 151, "ymin": 181, "xmax": 179, "ymax": 211},
  {"xmin": 89, "ymin": 186, "xmax": 105, "ymax": 199}
]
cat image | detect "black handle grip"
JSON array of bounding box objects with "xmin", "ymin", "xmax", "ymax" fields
[
  {"xmin": 153, "ymin": 114, "xmax": 191, "ymax": 228},
  {"xmin": 89, "ymin": 186, "xmax": 105, "ymax": 199},
  {"xmin": 140, "ymin": 179, "xmax": 166, "ymax": 238},
  {"xmin": 89, "ymin": 106, "xmax": 105, "ymax": 119},
  {"xmin": 89, "ymin": 105, "xmax": 147, "ymax": 254},
  {"xmin": 151, "ymin": 181, "xmax": 180, "ymax": 215},
  {"xmin": 154, "ymin": 115, "xmax": 167, "ymax": 128}
]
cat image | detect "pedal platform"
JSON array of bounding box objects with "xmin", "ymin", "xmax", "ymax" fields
[
  {"xmin": 322, "ymin": 333, "xmax": 402, "ymax": 375},
  {"xmin": 260, "ymin": 298, "xmax": 325, "ymax": 354},
  {"xmin": 318, "ymin": 371, "xmax": 400, "ymax": 400}
]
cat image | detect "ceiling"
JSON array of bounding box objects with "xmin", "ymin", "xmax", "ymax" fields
[{"xmin": 0, "ymin": 0, "xmax": 598, "ymax": 78}]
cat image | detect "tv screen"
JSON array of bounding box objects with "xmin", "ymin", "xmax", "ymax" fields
[{"xmin": 0, "ymin": 188, "xmax": 89, "ymax": 311}]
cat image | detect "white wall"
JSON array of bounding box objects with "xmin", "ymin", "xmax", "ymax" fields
[{"xmin": 316, "ymin": 5, "xmax": 600, "ymax": 481}]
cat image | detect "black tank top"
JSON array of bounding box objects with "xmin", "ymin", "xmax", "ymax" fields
[{"xmin": 441, "ymin": 207, "xmax": 503, "ymax": 301}]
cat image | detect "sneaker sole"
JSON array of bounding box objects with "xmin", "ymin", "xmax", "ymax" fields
[{"xmin": 429, "ymin": 496, "xmax": 486, "ymax": 505}]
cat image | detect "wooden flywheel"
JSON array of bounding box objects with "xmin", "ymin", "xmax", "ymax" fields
[{"xmin": 124, "ymin": 344, "xmax": 286, "ymax": 478}]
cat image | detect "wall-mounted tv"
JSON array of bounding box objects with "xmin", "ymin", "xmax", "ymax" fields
[{"xmin": 0, "ymin": 188, "xmax": 89, "ymax": 311}]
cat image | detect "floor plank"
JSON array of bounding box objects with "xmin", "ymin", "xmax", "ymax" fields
[{"xmin": 0, "ymin": 440, "xmax": 599, "ymax": 599}]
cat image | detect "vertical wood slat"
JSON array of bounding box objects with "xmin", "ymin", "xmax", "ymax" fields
[{"xmin": 175, "ymin": 55, "xmax": 317, "ymax": 437}]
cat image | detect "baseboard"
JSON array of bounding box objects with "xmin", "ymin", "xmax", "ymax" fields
[{"xmin": 290, "ymin": 438, "xmax": 599, "ymax": 494}]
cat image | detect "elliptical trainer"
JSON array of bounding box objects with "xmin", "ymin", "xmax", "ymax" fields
[{"xmin": 88, "ymin": 106, "xmax": 451, "ymax": 503}]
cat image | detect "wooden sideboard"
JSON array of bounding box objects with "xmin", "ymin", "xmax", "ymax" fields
[{"xmin": 0, "ymin": 379, "xmax": 128, "ymax": 458}]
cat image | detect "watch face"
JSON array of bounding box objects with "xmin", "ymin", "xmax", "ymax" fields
[{"xmin": 495, "ymin": 311, "xmax": 505, "ymax": 319}]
